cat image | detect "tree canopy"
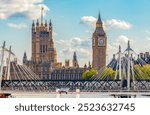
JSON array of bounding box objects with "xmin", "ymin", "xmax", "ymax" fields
[
  {"xmin": 83, "ymin": 64, "xmax": 150, "ymax": 80},
  {"xmin": 82, "ymin": 69, "xmax": 98, "ymax": 80}
]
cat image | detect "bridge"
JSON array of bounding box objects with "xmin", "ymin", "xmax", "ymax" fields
[
  {"xmin": 0, "ymin": 41, "xmax": 150, "ymax": 94},
  {"xmin": 1, "ymin": 80, "xmax": 150, "ymax": 92}
]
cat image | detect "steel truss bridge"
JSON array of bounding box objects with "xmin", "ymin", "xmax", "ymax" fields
[{"xmin": 2, "ymin": 80, "xmax": 150, "ymax": 92}]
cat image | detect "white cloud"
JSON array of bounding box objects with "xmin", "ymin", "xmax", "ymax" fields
[
  {"xmin": 85, "ymin": 30, "xmax": 92, "ymax": 33},
  {"xmin": 56, "ymin": 37, "xmax": 92, "ymax": 66},
  {"xmin": 56, "ymin": 37, "xmax": 91, "ymax": 48},
  {"xmin": 70, "ymin": 37, "xmax": 82, "ymax": 46},
  {"xmin": 61, "ymin": 47, "xmax": 91, "ymax": 59},
  {"xmin": 107, "ymin": 35, "xmax": 135, "ymax": 60},
  {"xmin": 77, "ymin": 48, "xmax": 91, "ymax": 59},
  {"xmin": 80, "ymin": 16, "xmax": 132, "ymax": 30},
  {"xmin": 7, "ymin": 23, "xmax": 27, "ymax": 29},
  {"xmin": 106, "ymin": 43, "xmax": 118, "ymax": 64},
  {"xmin": 146, "ymin": 37, "xmax": 150, "ymax": 41},
  {"xmin": 107, "ymin": 43, "xmax": 117, "ymax": 52},
  {"xmin": 117, "ymin": 35, "xmax": 131, "ymax": 44},
  {"xmin": 56, "ymin": 40, "xmax": 69, "ymax": 46},
  {"xmin": 144, "ymin": 30, "xmax": 150, "ymax": 34},
  {"xmin": 112, "ymin": 35, "xmax": 134, "ymax": 49},
  {"xmin": 104, "ymin": 19, "xmax": 132, "ymax": 30},
  {"xmin": 0, "ymin": 0, "xmax": 49, "ymax": 20},
  {"xmin": 61, "ymin": 48, "xmax": 74, "ymax": 56},
  {"xmin": 80, "ymin": 16, "xmax": 97, "ymax": 27}
]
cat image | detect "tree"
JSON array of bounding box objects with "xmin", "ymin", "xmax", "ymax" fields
[
  {"xmin": 82, "ymin": 69, "xmax": 98, "ymax": 80},
  {"xmin": 134, "ymin": 64, "xmax": 150, "ymax": 80},
  {"xmin": 99, "ymin": 67, "xmax": 116, "ymax": 80},
  {"xmin": 82, "ymin": 64, "xmax": 150, "ymax": 80}
]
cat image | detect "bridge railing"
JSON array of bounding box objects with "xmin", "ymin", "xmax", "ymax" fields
[{"xmin": 1, "ymin": 80, "xmax": 150, "ymax": 92}]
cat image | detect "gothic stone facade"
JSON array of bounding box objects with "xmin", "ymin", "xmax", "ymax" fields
[
  {"xmin": 23, "ymin": 11, "xmax": 103, "ymax": 80},
  {"xmin": 92, "ymin": 13, "xmax": 107, "ymax": 70},
  {"xmin": 23, "ymin": 19, "xmax": 57, "ymax": 80},
  {"xmin": 50, "ymin": 52, "xmax": 91, "ymax": 80}
]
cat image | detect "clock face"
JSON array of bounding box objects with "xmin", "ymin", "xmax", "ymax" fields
[{"xmin": 99, "ymin": 38, "xmax": 105, "ymax": 46}]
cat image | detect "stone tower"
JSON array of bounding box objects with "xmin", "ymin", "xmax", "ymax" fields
[
  {"xmin": 65, "ymin": 60, "xmax": 70, "ymax": 68},
  {"xmin": 23, "ymin": 52, "xmax": 27, "ymax": 64},
  {"xmin": 92, "ymin": 12, "xmax": 107, "ymax": 70},
  {"xmin": 23, "ymin": 7, "xmax": 57, "ymax": 79},
  {"xmin": 31, "ymin": 7, "xmax": 57, "ymax": 65}
]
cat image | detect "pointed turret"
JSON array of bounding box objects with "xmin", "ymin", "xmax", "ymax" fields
[
  {"xmin": 2, "ymin": 41, "xmax": 6, "ymax": 49},
  {"xmin": 48, "ymin": 19, "xmax": 53, "ymax": 42},
  {"xmin": 73, "ymin": 52, "xmax": 77, "ymax": 61},
  {"xmin": 36, "ymin": 19, "xmax": 39, "ymax": 26},
  {"xmin": 32, "ymin": 20, "xmax": 35, "ymax": 32},
  {"xmin": 32, "ymin": 20, "xmax": 35, "ymax": 27},
  {"xmin": 49, "ymin": 19, "xmax": 52, "ymax": 26},
  {"xmin": 96, "ymin": 11, "xmax": 103, "ymax": 28},
  {"xmin": 94, "ymin": 12, "xmax": 105, "ymax": 35},
  {"xmin": 72, "ymin": 52, "xmax": 78, "ymax": 68},
  {"xmin": 97, "ymin": 11, "xmax": 102, "ymax": 24},
  {"xmin": 45, "ymin": 20, "xmax": 47, "ymax": 27},
  {"xmin": 23, "ymin": 52, "xmax": 27, "ymax": 64},
  {"xmin": 49, "ymin": 19, "xmax": 52, "ymax": 30},
  {"xmin": 84, "ymin": 64, "xmax": 87, "ymax": 68},
  {"xmin": 88, "ymin": 61, "xmax": 92, "ymax": 69},
  {"xmin": 24, "ymin": 52, "xmax": 27, "ymax": 58},
  {"xmin": 84, "ymin": 64, "xmax": 87, "ymax": 71}
]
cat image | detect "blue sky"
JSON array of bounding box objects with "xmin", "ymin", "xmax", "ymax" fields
[{"xmin": 0, "ymin": 0, "xmax": 150, "ymax": 66}]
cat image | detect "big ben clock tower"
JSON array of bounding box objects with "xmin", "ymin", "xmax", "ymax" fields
[{"xmin": 92, "ymin": 12, "xmax": 107, "ymax": 70}]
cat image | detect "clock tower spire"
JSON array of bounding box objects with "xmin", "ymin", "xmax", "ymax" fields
[
  {"xmin": 96, "ymin": 11, "xmax": 102, "ymax": 28},
  {"xmin": 92, "ymin": 12, "xmax": 107, "ymax": 70}
]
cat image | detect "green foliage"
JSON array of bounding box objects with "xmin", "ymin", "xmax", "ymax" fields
[
  {"xmin": 134, "ymin": 64, "xmax": 150, "ymax": 80},
  {"xmin": 99, "ymin": 64, "xmax": 150, "ymax": 80},
  {"xmin": 83, "ymin": 64, "xmax": 150, "ymax": 80},
  {"xmin": 82, "ymin": 69, "xmax": 98, "ymax": 79},
  {"xmin": 100, "ymin": 67, "xmax": 116, "ymax": 80}
]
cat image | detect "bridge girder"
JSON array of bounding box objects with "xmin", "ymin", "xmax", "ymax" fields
[{"xmin": 1, "ymin": 80, "xmax": 150, "ymax": 91}]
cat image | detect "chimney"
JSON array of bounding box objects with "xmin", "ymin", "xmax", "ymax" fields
[
  {"xmin": 145, "ymin": 52, "xmax": 149, "ymax": 58},
  {"xmin": 140, "ymin": 53, "xmax": 144, "ymax": 58}
]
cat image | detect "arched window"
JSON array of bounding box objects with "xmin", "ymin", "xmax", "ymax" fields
[
  {"xmin": 43, "ymin": 45, "xmax": 45, "ymax": 53},
  {"xmin": 40, "ymin": 45, "xmax": 42, "ymax": 53}
]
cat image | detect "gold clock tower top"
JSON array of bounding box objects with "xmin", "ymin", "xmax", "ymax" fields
[{"xmin": 96, "ymin": 12, "xmax": 103, "ymax": 28}]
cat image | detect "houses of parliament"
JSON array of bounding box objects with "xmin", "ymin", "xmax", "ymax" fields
[{"xmin": 23, "ymin": 8, "xmax": 107, "ymax": 80}]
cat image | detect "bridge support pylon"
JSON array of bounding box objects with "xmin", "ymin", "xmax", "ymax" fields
[{"xmin": 0, "ymin": 41, "xmax": 6, "ymax": 91}]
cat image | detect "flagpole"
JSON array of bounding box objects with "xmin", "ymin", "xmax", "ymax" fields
[{"xmin": 41, "ymin": 7, "xmax": 44, "ymax": 24}]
